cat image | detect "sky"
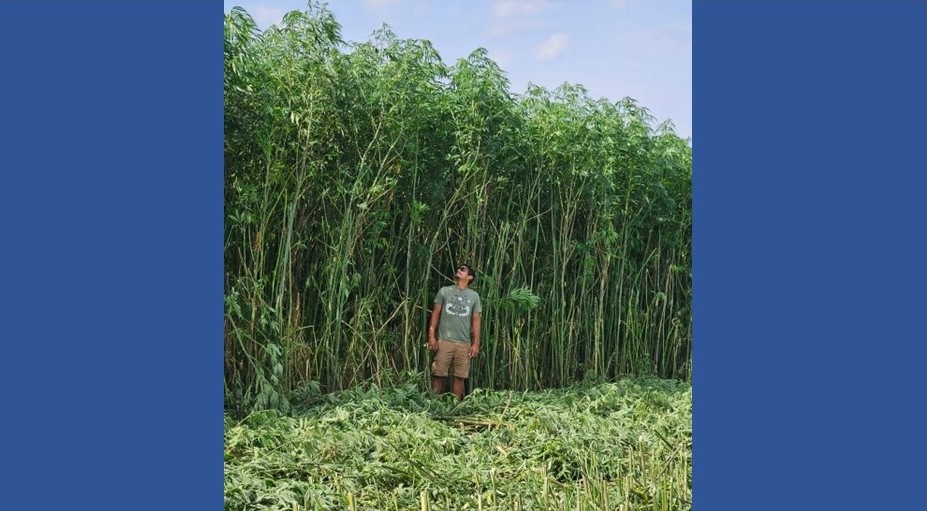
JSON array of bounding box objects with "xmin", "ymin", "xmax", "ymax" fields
[{"xmin": 223, "ymin": 0, "xmax": 692, "ymax": 140}]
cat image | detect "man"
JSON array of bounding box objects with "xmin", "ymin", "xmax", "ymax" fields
[{"xmin": 428, "ymin": 263, "xmax": 481, "ymax": 400}]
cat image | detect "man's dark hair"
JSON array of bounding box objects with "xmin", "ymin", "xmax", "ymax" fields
[{"xmin": 457, "ymin": 263, "xmax": 475, "ymax": 281}]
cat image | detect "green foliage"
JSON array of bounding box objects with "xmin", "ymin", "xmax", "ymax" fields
[
  {"xmin": 224, "ymin": 4, "xmax": 692, "ymax": 412},
  {"xmin": 225, "ymin": 377, "xmax": 691, "ymax": 510},
  {"xmin": 504, "ymin": 286, "xmax": 541, "ymax": 312}
]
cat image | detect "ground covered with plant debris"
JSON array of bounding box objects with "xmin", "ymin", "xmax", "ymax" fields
[{"xmin": 225, "ymin": 377, "xmax": 691, "ymax": 510}]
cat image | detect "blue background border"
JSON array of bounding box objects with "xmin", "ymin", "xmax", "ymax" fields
[
  {"xmin": 0, "ymin": 1, "xmax": 224, "ymax": 509},
  {"xmin": 693, "ymin": 1, "xmax": 925, "ymax": 509},
  {"xmin": 0, "ymin": 1, "xmax": 923, "ymax": 510}
]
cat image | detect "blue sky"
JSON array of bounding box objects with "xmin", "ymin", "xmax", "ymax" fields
[{"xmin": 224, "ymin": 0, "xmax": 692, "ymax": 140}]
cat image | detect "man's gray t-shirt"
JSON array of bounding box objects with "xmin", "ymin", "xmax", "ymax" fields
[{"xmin": 434, "ymin": 286, "xmax": 481, "ymax": 343}]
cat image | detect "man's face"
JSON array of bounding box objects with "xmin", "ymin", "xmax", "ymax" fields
[{"xmin": 456, "ymin": 266, "xmax": 470, "ymax": 279}]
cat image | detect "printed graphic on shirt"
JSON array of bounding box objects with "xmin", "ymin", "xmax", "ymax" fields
[{"xmin": 445, "ymin": 294, "xmax": 472, "ymax": 317}]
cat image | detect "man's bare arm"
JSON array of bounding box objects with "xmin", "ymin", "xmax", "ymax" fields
[{"xmin": 427, "ymin": 303, "xmax": 441, "ymax": 351}]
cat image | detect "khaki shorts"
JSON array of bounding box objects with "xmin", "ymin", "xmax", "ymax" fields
[{"xmin": 431, "ymin": 339, "xmax": 471, "ymax": 378}]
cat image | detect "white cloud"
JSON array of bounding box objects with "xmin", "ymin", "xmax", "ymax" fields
[
  {"xmin": 490, "ymin": 48, "xmax": 515, "ymax": 67},
  {"xmin": 250, "ymin": 4, "xmax": 285, "ymax": 28},
  {"xmin": 364, "ymin": 0, "xmax": 406, "ymax": 9},
  {"xmin": 489, "ymin": 0, "xmax": 556, "ymax": 37},
  {"xmin": 535, "ymin": 33, "xmax": 569, "ymax": 60},
  {"xmin": 629, "ymin": 25, "xmax": 692, "ymax": 55},
  {"xmin": 492, "ymin": 0, "xmax": 551, "ymax": 18},
  {"xmin": 490, "ymin": 18, "xmax": 548, "ymax": 37}
]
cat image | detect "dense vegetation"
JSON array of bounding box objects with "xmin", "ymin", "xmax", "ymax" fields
[
  {"xmin": 225, "ymin": 377, "xmax": 691, "ymax": 510},
  {"xmin": 224, "ymin": 3, "xmax": 692, "ymax": 413}
]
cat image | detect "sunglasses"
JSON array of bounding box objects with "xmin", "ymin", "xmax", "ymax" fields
[{"xmin": 456, "ymin": 266, "xmax": 470, "ymax": 272}]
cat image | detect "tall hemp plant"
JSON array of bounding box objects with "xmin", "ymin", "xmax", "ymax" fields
[{"xmin": 223, "ymin": 4, "xmax": 692, "ymax": 412}]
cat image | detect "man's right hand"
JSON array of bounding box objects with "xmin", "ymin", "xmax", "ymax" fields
[{"xmin": 427, "ymin": 337, "xmax": 438, "ymax": 352}]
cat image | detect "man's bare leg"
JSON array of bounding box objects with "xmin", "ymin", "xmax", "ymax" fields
[
  {"xmin": 452, "ymin": 377, "xmax": 466, "ymax": 400},
  {"xmin": 432, "ymin": 376, "xmax": 445, "ymax": 395}
]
